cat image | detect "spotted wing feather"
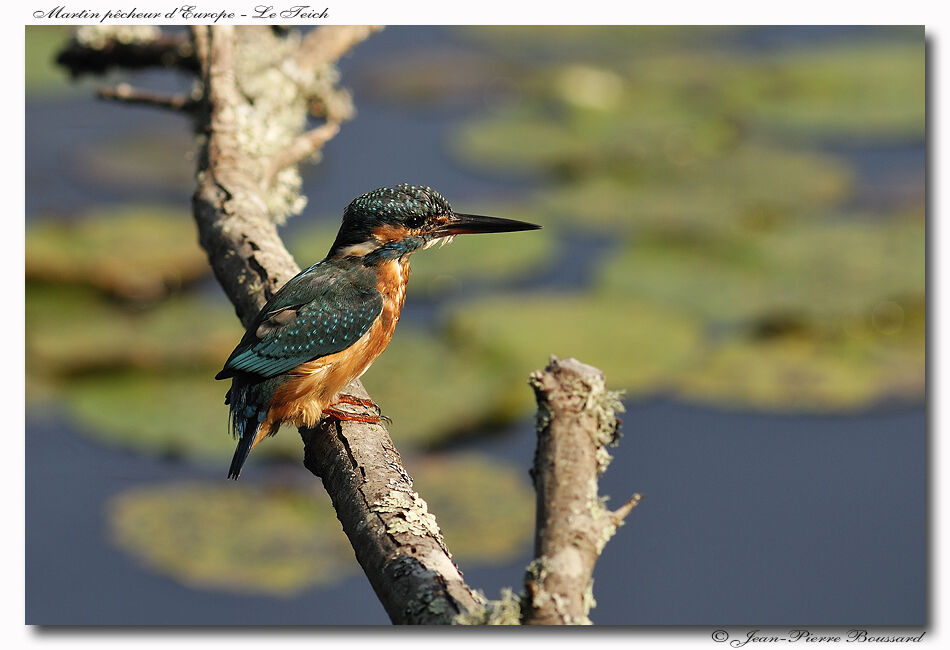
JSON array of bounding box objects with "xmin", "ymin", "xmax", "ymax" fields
[{"xmin": 216, "ymin": 263, "xmax": 383, "ymax": 380}]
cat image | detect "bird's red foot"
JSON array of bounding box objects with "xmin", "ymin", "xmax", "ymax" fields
[
  {"xmin": 326, "ymin": 394, "xmax": 392, "ymax": 424},
  {"xmin": 323, "ymin": 405, "xmax": 388, "ymax": 424}
]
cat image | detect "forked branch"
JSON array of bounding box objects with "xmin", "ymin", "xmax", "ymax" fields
[{"xmin": 57, "ymin": 25, "xmax": 638, "ymax": 625}]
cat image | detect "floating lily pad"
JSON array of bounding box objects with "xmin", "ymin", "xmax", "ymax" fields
[
  {"xmin": 447, "ymin": 294, "xmax": 703, "ymax": 410},
  {"xmin": 739, "ymin": 42, "xmax": 925, "ymax": 139},
  {"xmin": 27, "ymin": 284, "xmax": 241, "ymax": 375},
  {"xmin": 462, "ymin": 31, "xmax": 923, "ymax": 141},
  {"xmin": 599, "ymin": 231, "xmax": 771, "ymax": 322},
  {"xmin": 459, "ymin": 142, "xmax": 850, "ymax": 235},
  {"xmin": 62, "ymin": 368, "xmax": 301, "ymax": 463},
  {"xmin": 108, "ymin": 482, "xmax": 355, "ymax": 595},
  {"xmin": 410, "ymin": 453, "xmax": 534, "ymax": 562},
  {"xmin": 676, "ymin": 299, "xmax": 925, "ymax": 410},
  {"xmin": 755, "ymin": 217, "xmax": 925, "ymax": 319},
  {"xmin": 362, "ymin": 330, "xmax": 517, "ymax": 447},
  {"xmin": 454, "ymin": 107, "xmax": 610, "ymax": 176},
  {"xmin": 454, "ymin": 101, "xmax": 726, "ymax": 182},
  {"xmin": 26, "ymin": 205, "xmax": 209, "ymax": 300},
  {"xmin": 620, "ymin": 39, "xmax": 924, "ymax": 141},
  {"xmin": 599, "ymin": 214, "xmax": 925, "ymax": 324},
  {"xmin": 108, "ymin": 454, "xmax": 534, "ymax": 595}
]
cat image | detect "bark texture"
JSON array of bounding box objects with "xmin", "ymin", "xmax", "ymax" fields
[
  {"xmin": 302, "ymin": 382, "xmax": 481, "ymax": 623},
  {"xmin": 522, "ymin": 356, "xmax": 641, "ymax": 625}
]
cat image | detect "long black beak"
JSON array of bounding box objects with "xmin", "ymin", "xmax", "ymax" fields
[{"xmin": 437, "ymin": 212, "xmax": 541, "ymax": 236}]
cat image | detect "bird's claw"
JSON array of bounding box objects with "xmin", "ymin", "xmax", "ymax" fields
[
  {"xmin": 335, "ymin": 393, "xmax": 378, "ymax": 408},
  {"xmin": 326, "ymin": 394, "xmax": 392, "ymax": 425}
]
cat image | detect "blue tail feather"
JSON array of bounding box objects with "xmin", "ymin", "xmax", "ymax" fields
[
  {"xmin": 228, "ymin": 418, "xmax": 257, "ymax": 479},
  {"xmin": 224, "ymin": 376, "xmax": 278, "ymax": 479}
]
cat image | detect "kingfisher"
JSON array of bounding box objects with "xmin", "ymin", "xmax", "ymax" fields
[{"xmin": 216, "ymin": 183, "xmax": 540, "ymax": 479}]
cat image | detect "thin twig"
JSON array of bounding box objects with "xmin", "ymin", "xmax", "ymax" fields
[
  {"xmin": 97, "ymin": 84, "xmax": 196, "ymax": 112},
  {"xmin": 293, "ymin": 25, "xmax": 383, "ymax": 71},
  {"xmin": 267, "ymin": 122, "xmax": 340, "ymax": 180}
]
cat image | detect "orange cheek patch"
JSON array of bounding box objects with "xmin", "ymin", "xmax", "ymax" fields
[{"xmin": 372, "ymin": 224, "xmax": 405, "ymax": 242}]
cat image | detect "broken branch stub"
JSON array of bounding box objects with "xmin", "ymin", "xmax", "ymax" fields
[{"xmin": 523, "ymin": 356, "xmax": 641, "ymax": 625}]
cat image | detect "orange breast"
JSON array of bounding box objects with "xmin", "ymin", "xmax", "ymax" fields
[{"xmin": 255, "ymin": 258, "xmax": 411, "ymax": 448}]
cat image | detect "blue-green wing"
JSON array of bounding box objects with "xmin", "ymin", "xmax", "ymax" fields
[{"xmin": 217, "ymin": 264, "xmax": 382, "ymax": 379}]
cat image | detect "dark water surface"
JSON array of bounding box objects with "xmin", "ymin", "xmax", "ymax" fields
[{"xmin": 27, "ymin": 398, "xmax": 925, "ymax": 625}]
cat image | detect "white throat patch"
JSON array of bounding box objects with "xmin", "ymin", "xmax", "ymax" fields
[{"xmin": 423, "ymin": 235, "xmax": 456, "ymax": 250}]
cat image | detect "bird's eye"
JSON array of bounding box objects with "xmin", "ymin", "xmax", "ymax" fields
[{"xmin": 405, "ymin": 215, "xmax": 424, "ymax": 229}]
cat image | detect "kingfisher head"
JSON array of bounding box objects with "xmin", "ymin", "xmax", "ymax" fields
[{"xmin": 327, "ymin": 183, "xmax": 540, "ymax": 262}]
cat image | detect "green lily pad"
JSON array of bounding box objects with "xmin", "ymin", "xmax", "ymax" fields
[
  {"xmin": 108, "ymin": 482, "xmax": 355, "ymax": 595},
  {"xmin": 599, "ymin": 231, "xmax": 771, "ymax": 322},
  {"xmin": 26, "ymin": 205, "xmax": 210, "ymax": 300},
  {"xmin": 599, "ymin": 214, "xmax": 925, "ymax": 324},
  {"xmin": 27, "ymin": 284, "xmax": 242, "ymax": 375},
  {"xmin": 452, "ymin": 37, "xmax": 920, "ymax": 236},
  {"xmin": 453, "ymin": 100, "xmax": 727, "ymax": 182},
  {"xmin": 410, "ymin": 453, "xmax": 534, "ymax": 562},
  {"xmin": 447, "ymin": 294, "xmax": 703, "ymax": 410},
  {"xmin": 619, "ymin": 39, "xmax": 924, "ymax": 141},
  {"xmin": 739, "ymin": 42, "xmax": 925, "ymax": 139},
  {"xmin": 459, "ymin": 140, "xmax": 850, "ymax": 235},
  {"xmin": 454, "ymin": 106, "xmax": 608, "ymax": 176},
  {"xmin": 676, "ymin": 298, "xmax": 925, "ymax": 410},
  {"xmin": 62, "ymin": 368, "xmax": 301, "ymax": 463},
  {"xmin": 362, "ymin": 329, "xmax": 517, "ymax": 447},
  {"xmin": 755, "ymin": 216, "xmax": 925, "ymax": 319},
  {"xmin": 107, "ymin": 454, "xmax": 534, "ymax": 595}
]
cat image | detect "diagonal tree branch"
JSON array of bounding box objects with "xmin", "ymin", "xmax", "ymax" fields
[
  {"xmin": 302, "ymin": 382, "xmax": 481, "ymax": 623},
  {"xmin": 189, "ymin": 25, "xmax": 481, "ymax": 624}
]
